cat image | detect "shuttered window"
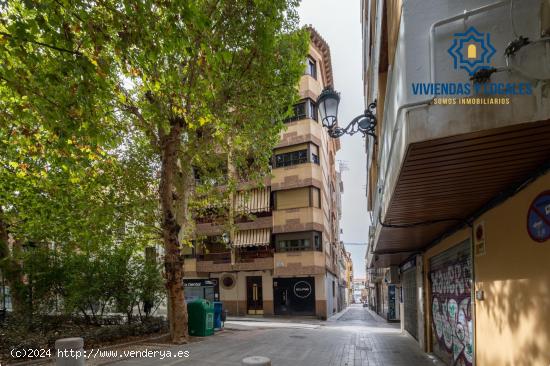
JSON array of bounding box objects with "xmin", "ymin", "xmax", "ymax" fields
[
  {"xmin": 274, "ymin": 187, "xmax": 321, "ymax": 210},
  {"xmin": 275, "ymin": 187, "xmax": 310, "ymax": 209}
]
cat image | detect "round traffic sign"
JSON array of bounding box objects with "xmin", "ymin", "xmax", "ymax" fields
[{"xmin": 527, "ymin": 190, "xmax": 550, "ymax": 243}]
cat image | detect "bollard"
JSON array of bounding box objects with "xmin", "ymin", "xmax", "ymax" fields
[
  {"xmin": 241, "ymin": 356, "xmax": 271, "ymax": 366},
  {"xmin": 55, "ymin": 337, "xmax": 85, "ymax": 366}
]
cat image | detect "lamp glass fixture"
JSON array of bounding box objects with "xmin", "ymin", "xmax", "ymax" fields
[{"xmin": 317, "ymin": 87, "xmax": 340, "ymax": 129}]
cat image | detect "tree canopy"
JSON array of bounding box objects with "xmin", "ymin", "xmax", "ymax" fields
[{"xmin": 1, "ymin": 0, "xmax": 309, "ymax": 342}]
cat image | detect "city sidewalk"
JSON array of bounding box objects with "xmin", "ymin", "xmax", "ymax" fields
[{"xmin": 103, "ymin": 305, "xmax": 442, "ymax": 366}]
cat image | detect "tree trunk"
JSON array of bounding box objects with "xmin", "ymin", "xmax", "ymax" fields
[
  {"xmin": 227, "ymin": 137, "xmax": 236, "ymax": 266},
  {"xmin": 159, "ymin": 124, "xmax": 188, "ymax": 344},
  {"xmin": 0, "ymin": 214, "xmax": 25, "ymax": 314}
]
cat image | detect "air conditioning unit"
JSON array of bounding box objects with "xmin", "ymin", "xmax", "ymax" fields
[{"xmin": 385, "ymin": 266, "xmax": 400, "ymax": 284}]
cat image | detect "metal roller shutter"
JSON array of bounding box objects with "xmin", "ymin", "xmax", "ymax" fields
[
  {"xmin": 429, "ymin": 240, "xmax": 473, "ymax": 366},
  {"xmin": 402, "ymin": 267, "xmax": 418, "ymax": 339}
]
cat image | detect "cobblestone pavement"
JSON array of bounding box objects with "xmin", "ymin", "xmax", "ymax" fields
[{"xmin": 101, "ymin": 305, "xmax": 440, "ymax": 366}]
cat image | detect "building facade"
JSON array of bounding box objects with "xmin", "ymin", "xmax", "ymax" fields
[
  {"xmin": 182, "ymin": 28, "xmax": 346, "ymax": 320},
  {"xmin": 363, "ymin": 1, "xmax": 550, "ymax": 365}
]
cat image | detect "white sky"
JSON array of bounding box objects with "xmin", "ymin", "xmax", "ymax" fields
[{"xmin": 298, "ymin": 0, "xmax": 369, "ymax": 279}]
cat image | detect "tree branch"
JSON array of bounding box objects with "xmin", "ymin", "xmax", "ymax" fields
[{"xmin": 0, "ymin": 31, "xmax": 83, "ymax": 56}]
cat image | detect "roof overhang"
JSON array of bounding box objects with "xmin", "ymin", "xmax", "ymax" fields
[
  {"xmin": 307, "ymin": 26, "xmax": 334, "ymax": 88},
  {"xmin": 373, "ymin": 119, "xmax": 550, "ymax": 266}
]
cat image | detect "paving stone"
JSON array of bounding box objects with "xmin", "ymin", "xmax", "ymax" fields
[{"xmin": 104, "ymin": 305, "xmax": 435, "ymax": 366}]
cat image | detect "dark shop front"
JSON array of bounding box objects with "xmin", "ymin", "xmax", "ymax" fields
[{"xmin": 273, "ymin": 277, "xmax": 315, "ymax": 316}]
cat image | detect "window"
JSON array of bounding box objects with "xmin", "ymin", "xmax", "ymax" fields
[
  {"xmin": 310, "ymin": 144, "xmax": 319, "ymax": 165},
  {"xmin": 274, "ymin": 187, "xmax": 321, "ymax": 210},
  {"xmin": 275, "ymin": 231, "xmax": 322, "ymax": 252},
  {"xmin": 284, "ymin": 99, "xmax": 317, "ymax": 123},
  {"xmin": 305, "ymin": 56, "xmax": 317, "ymax": 79},
  {"xmin": 273, "ymin": 143, "xmax": 320, "ymax": 168},
  {"xmin": 308, "ymin": 100, "xmax": 317, "ymax": 121},
  {"xmin": 274, "ymin": 149, "xmax": 307, "ymax": 168},
  {"xmin": 277, "ymin": 238, "xmax": 311, "ymax": 252},
  {"xmin": 311, "ymin": 187, "xmax": 321, "ymax": 208},
  {"xmin": 314, "ymin": 232, "xmax": 321, "ymax": 251}
]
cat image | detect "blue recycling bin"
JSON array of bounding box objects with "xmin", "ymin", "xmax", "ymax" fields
[{"xmin": 213, "ymin": 301, "xmax": 223, "ymax": 330}]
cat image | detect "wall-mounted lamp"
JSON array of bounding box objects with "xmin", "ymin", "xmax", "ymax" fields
[{"xmin": 316, "ymin": 87, "xmax": 377, "ymax": 140}]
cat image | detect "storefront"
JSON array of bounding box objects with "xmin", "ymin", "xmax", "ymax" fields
[
  {"xmin": 428, "ymin": 240, "xmax": 473, "ymax": 366},
  {"xmin": 183, "ymin": 278, "xmax": 219, "ymax": 302},
  {"xmin": 273, "ymin": 277, "xmax": 315, "ymax": 316}
]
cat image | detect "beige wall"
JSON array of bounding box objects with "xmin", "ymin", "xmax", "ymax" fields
[
  {"xmin": 211, "ymin": 271, "xmax": 274, "ymax": 316},
  {"xmin": 474, "ymin": 172, "xmax": 550, "ymax": 366},
  {"xmin": 424, "ymin": 171, "xmax": 550, "ymax": 366},
  {"xmin": 273, "ymin": 207, "xmax": 324, "ymax": 233},
  {"xmin": 273, "ymin": 251, "xmax": 325, "ymax": 276}
]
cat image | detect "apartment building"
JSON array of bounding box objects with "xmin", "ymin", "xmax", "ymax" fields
[
  {"xmin": 344, "ymin": 250, "xmax": 353, "ymax": 305},
  {"xmin": 363, "ymin": 1, "xmax": 550, "ymax": 365},
  {"xmin": 182, "ymin": 27, "xmax": 345, "ymax": 320}
]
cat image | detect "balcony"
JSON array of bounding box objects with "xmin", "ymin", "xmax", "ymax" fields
[
  {"xmin": 195, "ymin": 247, "xmax": 274, "ymax": 273},
  {"xmin": 196, "ymin": 215, "xmax": 272, "ymax": 237},
  {"xmin": 199, "ymin": 252, "xmax": 231, "ymax": 264},
  {"xmin": 234, "ymin": 247, "xmax": 274, "ymax": 271},
  {"xmin": 237, "ymin": 247, "xmax": 273, "ymax": 262}
]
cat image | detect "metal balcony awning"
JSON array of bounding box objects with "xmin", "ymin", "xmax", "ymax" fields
[
  {"xmin": 236, "ymin": 187, "xmax": 271, "ymax": 213},
  {"xmin": 233, "ymin": 228, "xmax": 271, "ymax": 247}
]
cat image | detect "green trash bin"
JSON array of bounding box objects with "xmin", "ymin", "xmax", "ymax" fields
[{"xmin": 187, "ymin": 299, "xmax": 214, "ymax": 336}]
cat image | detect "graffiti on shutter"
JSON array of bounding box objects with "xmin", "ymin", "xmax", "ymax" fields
[{"xmin": 429, "ymin": 240, "xmax": 473, "ymax": 366}]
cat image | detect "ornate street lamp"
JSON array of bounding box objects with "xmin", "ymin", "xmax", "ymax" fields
[{"xmin": 316, "ymin": 87, "xmax": 377, "ymax": 140}]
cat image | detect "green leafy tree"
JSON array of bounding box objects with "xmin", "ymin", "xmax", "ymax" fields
[{"xmin": 1, "ymin": 0, "xmax": 308, "ymax": 342}]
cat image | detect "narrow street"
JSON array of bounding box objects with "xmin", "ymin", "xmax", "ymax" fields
[{"xmin": 110, "ymin": 305, "xmax": 438, "ymax": 366}]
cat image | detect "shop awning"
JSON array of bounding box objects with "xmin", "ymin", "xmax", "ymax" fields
[{"xmin": 233, "ymin": 228, "xmax": 271, "ymax": 247}]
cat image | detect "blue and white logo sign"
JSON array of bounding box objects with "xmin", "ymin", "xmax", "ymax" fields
[
  {"xmin": 527, "ymin": 191, "xmax": 550, "ymax": 243},
  {"xmin": 448, "ymin": 26, "xmax": 496, "ymax": 76}
]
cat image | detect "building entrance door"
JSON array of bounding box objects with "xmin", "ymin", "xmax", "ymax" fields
[{"xmin": 246, "ymin": 276, "xmax": 263, "ymax": 315}]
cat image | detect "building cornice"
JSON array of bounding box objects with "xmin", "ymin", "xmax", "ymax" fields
[{"xmin": 306, "ymin": 25, "xmax": 334, "ymax": 88}]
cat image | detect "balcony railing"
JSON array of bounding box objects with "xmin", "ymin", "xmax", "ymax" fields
[
  {"xmin": 196, "ymin": 248, "xmax": 274, "ymax": 264},
  {"xmin": 237, "ymin": 248, "xmax": 274, "ymax": 262},
  {"xmin": 198, "ymin": 252, "xmax": 231, "ymax": 264}
]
